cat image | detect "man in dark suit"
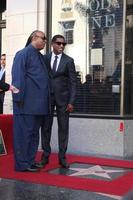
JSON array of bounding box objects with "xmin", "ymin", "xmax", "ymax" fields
[
  {"xmin": 12, "ymin": 30, "xmax": 49, "ymax": 172},
  {"xmin": 0, "ymin": 80, "xmax": 10, "ymax": 92},
  {"xmin": 0, "ymin": 80, "xmax": 18, "ymax": 93},
  {"xmin": 40, "ymin": 34, "xmax": 76, "ymax": 168},
  {"xmin": 0, "ymin": 54, "xmax": 6, "ymax": 113}
]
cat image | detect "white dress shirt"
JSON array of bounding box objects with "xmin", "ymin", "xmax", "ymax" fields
[
  {"xmin": 51, "ymin": 53, "xmax": 62, "ymax": 71},
  {"xmin": 0, "ymin": 67, "xmax": 5, "ymax": 80}
]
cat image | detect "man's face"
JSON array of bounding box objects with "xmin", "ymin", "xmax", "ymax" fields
[
  {"xmin": 0, "ymin": 55, "xmax": 6, "ymax": 67},
  {"xmin": 52, "ymin": 38, "xmax": 66, "ymax": 55},
  {"xmin": 34, "ymin": 32, "xmax": 47, "ymax": 50}
]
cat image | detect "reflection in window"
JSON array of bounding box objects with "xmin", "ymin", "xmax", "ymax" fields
[
  {"xmin": 124, "ymin": 1, "xmax": 133, "ymax": 115},
  {"xmin": 52, "ymin": 0, "xmax": 126, "ymax": 115},
  {"xmin": 74, "ymin": 0, "xmax": 123, "ymax": 115},
  {"xmin": 59, "ymin": 21, "xmax": 75, "ymax": 44}
]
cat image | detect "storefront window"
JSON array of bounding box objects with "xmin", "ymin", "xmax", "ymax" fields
[
  {"xmin": 124, "ymin": 0, "xmax": 133, "ymax": 115},
  {"xmin": 51, "ymin": 0, "xmax": 124, "ymax": 115}
]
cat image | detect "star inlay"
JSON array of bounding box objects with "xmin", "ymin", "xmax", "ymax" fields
[{"xmin": 69, "ymin": 165, "xmax": 125, "ymax": 179}]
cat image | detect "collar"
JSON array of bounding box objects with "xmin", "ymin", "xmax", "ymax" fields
[{"xmin": 52, "ymin": 52, "xmax": 62, "ymax": 59}]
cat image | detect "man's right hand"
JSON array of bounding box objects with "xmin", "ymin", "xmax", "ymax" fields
[{"xmin": 10, "ymin": 85, "xmax": 20, "ymax": 93}]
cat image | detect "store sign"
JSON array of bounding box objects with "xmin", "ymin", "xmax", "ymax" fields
[
  {"xmin": 91, "ymin": 14, "xmax": 115, "ymax": 29},
  {"xmin": 75, "ymin": 0, "xmax": 120, "ymax": 29},
  {"xmin": 88, "ymin": 0, "xmax": 119, "ymax": 11},
  {"xmin": 89, "ymin": 0, "xmax": 120, "ymax": 29}
]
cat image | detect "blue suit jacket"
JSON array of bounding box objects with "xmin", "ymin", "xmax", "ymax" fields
[{"xmin": 12, "ymin": 44, "xmax": 49, "ymax": 115}]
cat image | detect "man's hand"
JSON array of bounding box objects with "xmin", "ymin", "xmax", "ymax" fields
[
  {"xmin": 66, "ymin": 104, "xmax": 74, "ymax": 113},
  {"xmin": 10, "ymin": 85, "xmax": 20, "ymax": 93}
]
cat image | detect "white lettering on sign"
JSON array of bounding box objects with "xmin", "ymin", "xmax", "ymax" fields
[
  {"xmin": 89, "ymin": 0, "xmax": 112, "ymax": 12},
  {"xmin": 75, "ymin": 0, "xmax": 120, "ymax": 29},
  {"xmin": 91, "ymin": 14, "xmax": 115, "ymax": 29}
]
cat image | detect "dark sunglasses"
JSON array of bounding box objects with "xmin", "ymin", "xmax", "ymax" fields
[{"xmin": 54, "ymin": 42, "xmax": 67, "ymax": 46}]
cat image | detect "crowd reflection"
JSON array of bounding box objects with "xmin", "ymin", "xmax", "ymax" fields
[{"xmin": 74, "ymin": 72, "xmax": 120, "ymax": 115}]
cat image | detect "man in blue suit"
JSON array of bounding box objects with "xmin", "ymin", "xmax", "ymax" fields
[
  {"xmin": 40, "ymin": 35, "xmax": 76, "ymax": 168},
  {"xmin": 12, "ymin": 30, "xmax": 49, "ymax": 172}
]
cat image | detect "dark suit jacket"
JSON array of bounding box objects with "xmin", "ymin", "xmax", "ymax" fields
[
  {"xmin": 0, "ymin": 69, "xmax": 8, "ymax": 103},
  {"xmin": 44, "ymin": 53, "xmax": 76, "ymax": 106},
  {"xmin": 0, "ymin": 80, "xmax": 10, "ymax": 91}
]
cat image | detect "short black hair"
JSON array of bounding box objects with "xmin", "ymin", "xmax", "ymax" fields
[
  {"xmin": 51, "ymin": 35, "xmax": 65, "ymax": 43},
  {"xmin": 1, "ymin": 54, "xmax": 6, "ymax": 57}
]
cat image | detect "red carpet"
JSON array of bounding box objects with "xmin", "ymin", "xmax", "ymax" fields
[
  {"xmin": 1, "ymin": 115, "xmax": 133, "ymax": 196},
  {"xmin": 1, "ymin": 152, "xmax": 133, "ymax": 197},
  {"xmin": 0, "ymin": 114, "xmax": 13, "ymax": 154}
]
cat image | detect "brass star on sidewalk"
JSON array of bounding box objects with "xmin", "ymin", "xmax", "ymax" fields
[{"xmin": 69, "ymin": 165, "xmax": 125, "ymax": 179}]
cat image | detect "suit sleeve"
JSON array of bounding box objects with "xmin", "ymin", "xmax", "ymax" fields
[
  {"xmin": 68, "ymin": 58, "xmax": 77, "ymax": 105},
  {"xmin": 11, "ymin": 51, "xmax": 26, "ymax": 103},
  {"xmin": 0, "ymin": 80, "xmax": 10, "ymax": 91}
]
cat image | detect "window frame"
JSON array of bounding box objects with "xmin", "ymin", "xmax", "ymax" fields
[{"xmin": 46, "ymin": 0, "xmax": 133, "ymax": 118}]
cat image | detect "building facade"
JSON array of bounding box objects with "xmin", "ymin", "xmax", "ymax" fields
[{"xmin": 0, "ymin": 0, "xmax": 133, "ymax": 157}]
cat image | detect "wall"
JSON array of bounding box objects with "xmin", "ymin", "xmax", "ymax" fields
[
  {"xmin": 49, "ymin": 117, "xmax": 133, "ymax": 158},
  {"xmin": 4, "ymin": 0, "xmax": 47, "ymax": 113}
]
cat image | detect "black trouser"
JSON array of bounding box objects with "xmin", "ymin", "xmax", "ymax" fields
[
  {"xmin": 0, "ymin": 100, "xmax": 3, "ymax": 114},
  {"xmin": 41, "ymin": 97, "xmax": 69, "ymax": 160}
]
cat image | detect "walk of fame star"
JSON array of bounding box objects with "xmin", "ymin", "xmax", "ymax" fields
[{"xmin": 69, "ymin": 165, "xmax": 125, "ymax": 179}]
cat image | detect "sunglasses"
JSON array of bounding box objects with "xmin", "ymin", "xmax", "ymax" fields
[{"xmin": 54, "ymin": 42, "xmax": 67, "ymax": 46}]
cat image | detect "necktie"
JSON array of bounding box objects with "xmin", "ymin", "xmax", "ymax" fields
[{"xmin": 52, "ymin": 55, "xmax": 58, "ymax": 73}]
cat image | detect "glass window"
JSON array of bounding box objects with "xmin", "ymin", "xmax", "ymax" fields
[
  {"xmin": 59, "ymin": 21, "xmax": 75, "ymax": 44},
  {"xmin": 124, "ymin": 0, "xmax": 133, "ymax": 115},
  {"xmin": 51, "ymin": 0, "xmax": 124, "ymax": 115}
]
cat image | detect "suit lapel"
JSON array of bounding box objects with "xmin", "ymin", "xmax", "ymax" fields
[
  {"xmin": 47, "ymin": 54, "xmax": 53, "ymax": 77},
  {"xmin": 56, "ymin": 53, "xmax": 66, "ymax": 73},
  {"xmin": 47, "ymin": 53, "xmax": 66, "ymax": 76}
]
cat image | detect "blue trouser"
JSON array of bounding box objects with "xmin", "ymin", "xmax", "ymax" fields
[{"xmin": 13, "ymin": 114, "xmax": 43, "ymax": 171}]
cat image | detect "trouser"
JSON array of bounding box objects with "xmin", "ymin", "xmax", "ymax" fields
[
  {"xmin": 13, "ymin": 114, "xmax": 43, "ymax": 171},
  {"xmin": 0, "ymin": 100, "xmax": 3, "ymax": 114},
  {"xmin": 41, "ymin": 101, "xmax": 69, "ymax": 160}
]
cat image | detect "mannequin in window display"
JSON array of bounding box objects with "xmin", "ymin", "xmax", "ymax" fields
[
  {"xmin": 82, "ymin": 74, "xmax": 92, "ymax": 112},
  {"xmin": 125, "ymin": 18, "xmax": 133, "ymax": 62},
  {"xmin": 111, "ymin": 58, "xmax": 121, "ymax": 114},
  {"xmin": 112, "ymin": 60, "xmax": 121, "ymax": 84}
]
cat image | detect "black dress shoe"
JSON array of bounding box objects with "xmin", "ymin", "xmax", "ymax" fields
[
  {"xmin": 33, "ymin": 162, "xmax": 44, "ymax": 168},
  {"xmin": 59, "ymin": 159, "xmax": 69, "ymax": 168},
  {"xmin": 36, "ymin": 158, "xmax": 49, "ymax": 168},
  {"xmin": 25, "ymin": 165, "xmax": 40, "ymax": 172}
]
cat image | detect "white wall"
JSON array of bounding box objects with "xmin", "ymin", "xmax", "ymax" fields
[
  {"xmin": 4, "ymin": 0, "xmax": 47, "ymax": 113},
  {"xmin": 50, "ymin": 118, "xmax": 125, "ymax": 157}
]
